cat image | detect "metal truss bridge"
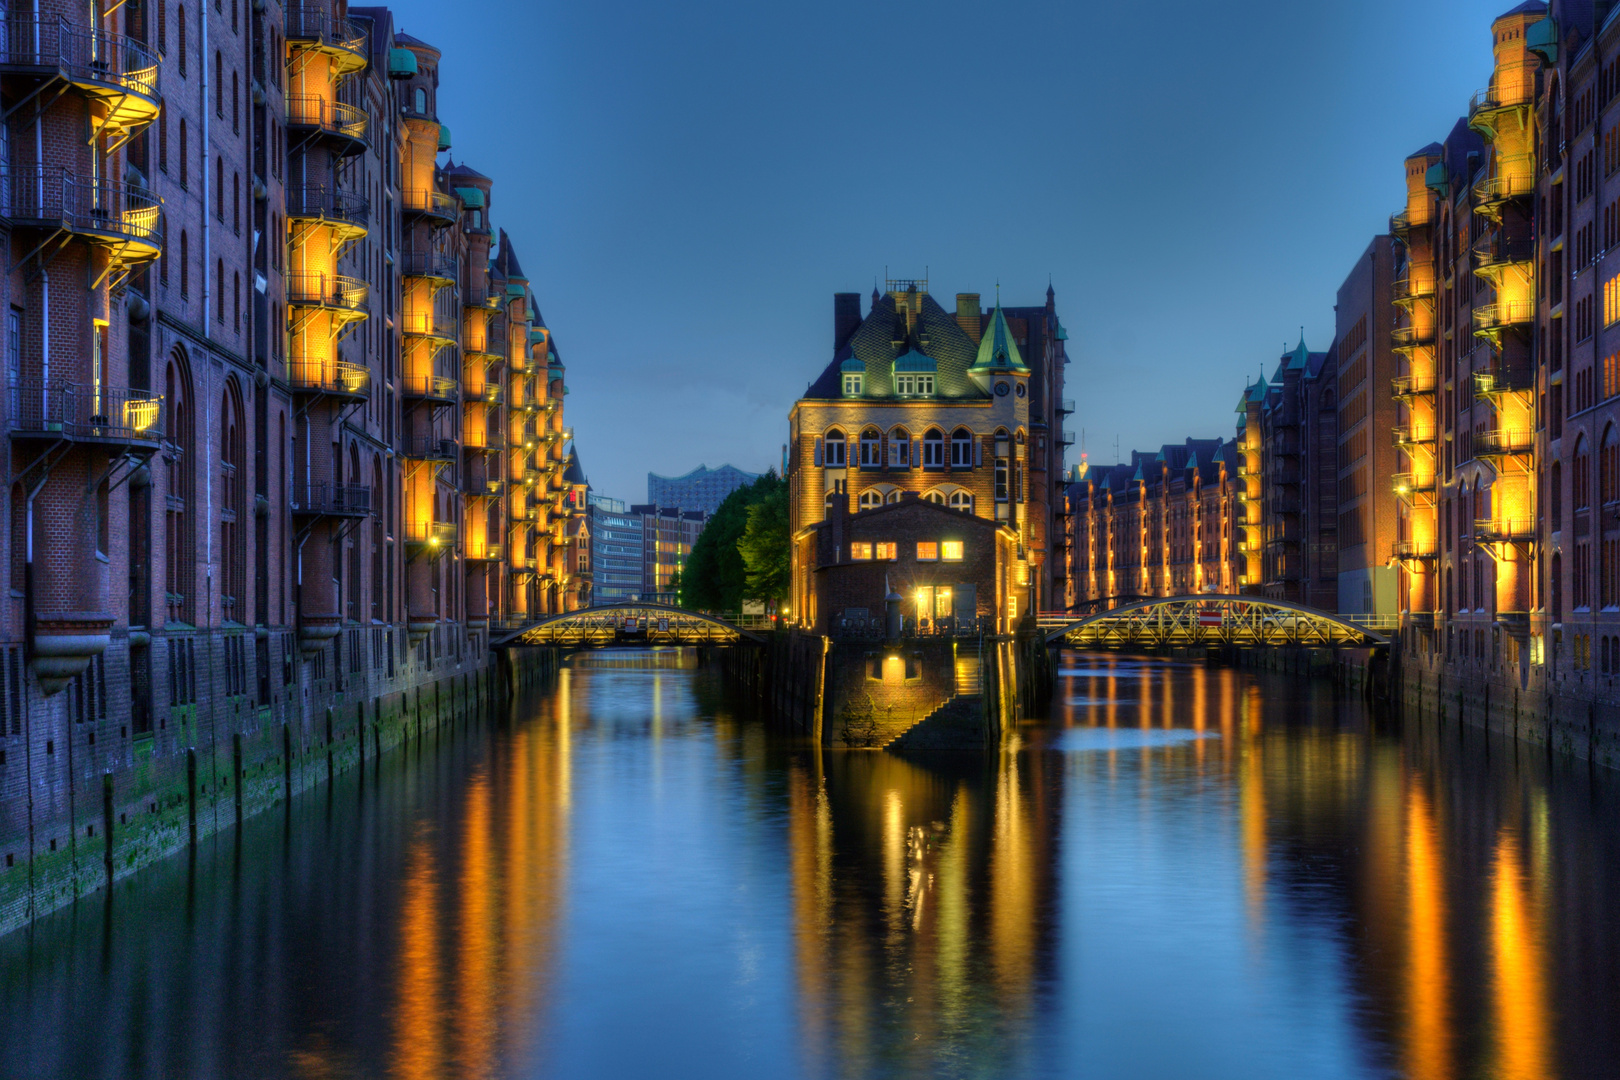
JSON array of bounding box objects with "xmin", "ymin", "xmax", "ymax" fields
[
  {"xmin": 1044, "ymin": 595, "xmax": 1390, "ymax": 650},
  {"xmin": 491, "ymin": 604, "xmax": 764, "ymax": 648}
]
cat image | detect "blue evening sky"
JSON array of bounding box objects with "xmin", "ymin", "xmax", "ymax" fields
[{"xmin": 385, "ymin": 0, "xmax": 1516, "ymax": 503}]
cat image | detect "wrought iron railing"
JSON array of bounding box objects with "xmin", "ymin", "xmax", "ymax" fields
[
  {"xmin": 400, "ymin": 310, "xmax": 457, "ymax": 339},
  {"xmin": 0, "ymin": 16, "xmax": 161, "ymax": 100},
  {"xmin": 284, "ymin": 94, "xmax": 368, "ymax": 144},
  {"xmin": 293, "ymin": 482, "xmax": 371, "ymax": 516},
  {"xmin": 284, "ymin": 5, "xmax": 368, "ymax": 58},
  {"xmin": 404, "ymin": 520, "xmax": 457, "ymax": 547},
  {"xmin": 401, "ymin": 434, "xmax": 459, "ymax": 461},
  {"xmin": 8, "ymin": 381, "xmax": 162, "ymax": 441},
  {"xmin": 286, "ymin": 184, "xmax": 368, "ymax": 227},
  {"xmin": 1, "ymin": 166, "xmax": 162, "ymax": 247},
  {"xmin": 401, "ymin": 373, "xmax": 458, "ymax": 400},
  {"xmin": 287, "ymin": 358, "xmax": 369, "ymax": 396},
  {"xmin": 402, "ymin": 188, "xmax": 458, "ymax": 220},
  {"xmin": 285, "ymin": 272, "xmax": 368, "ymax": 312},
  {"xmin": 401, "ymin": 249, "xmax": 458, "ymax": 280}
]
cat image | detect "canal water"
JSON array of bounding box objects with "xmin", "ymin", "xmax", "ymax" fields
[{"xmin": 2, "ymin": 650, "xmax": 1619, "ymax": 1079}]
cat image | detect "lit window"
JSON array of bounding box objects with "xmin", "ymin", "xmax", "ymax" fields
[
  {"xmin": 858, "ymin": 489, "xmax": 883, "ymax": 510},
  {"xmin": 859, "ymin": 428, "xmax": 881, "ymax": 467},
  {"xmin": 888, "ymin": 429, "xmax": 911, "ymax": 467},
  {"xmin": 824, "ymin": 431, "xmax": 846, "ymax": 467},
  {"xmin": 916, "ymin": 542, "xmax": 938, "ymax": 561},
  {"xmin": 885, "ymin": 489, "xmax": 902, "ymax": 504},
  {"xmin": 924, "ymin": 490, "xmax": 946, "ymax": 505},
  {"xmin": 923, "ymin": 429, "xmax": 945, "ymax": 468},
  {"xmin": 896, "ymin": 374, "xmax": 915, "ymax": 395},
  {"xmin": 948, "ymin": 491, "xmax": 973, "ymax": 514},
  {"xmin": 850, "ymin": 542, "xmax": 873, "ymax": 560},
  {"xmin": 942, "ymin": 541, "xmax": 964, "ymax": 561},
  {"xmin": 843, "ymin": 372, "xmax": 863, "ymax": 396},
  {"xmin": 876, "ymin": 542, "xmax": 897, "ymax": 560}
]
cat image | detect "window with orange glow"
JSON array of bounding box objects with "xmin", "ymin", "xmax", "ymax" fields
[
  {"xmin": 941, "ymin": 541, "xmax": 964, "ymax": 561},
  {"xmin": 875, "ymin": 542, "xmax": 897, "ymax": 560},
  {"xmin": 850, "ymin": 542, "xmax": 873, "ymax": 560},
  {"xmin": 916, "ymin": 542, "xmax": 938, "ymax": 561}
]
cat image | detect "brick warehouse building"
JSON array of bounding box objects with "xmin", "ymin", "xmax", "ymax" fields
[
  {"xmin": 786, "ymin": 278, "xmax": 1069, "ymax": 631},
  {"xmin": 1060, "ymin": 438, "xmax": 1243, "ymax": 611},
  {"xmin": 0, "ymin": 0, "xmax": 588, "ymax": 931}
]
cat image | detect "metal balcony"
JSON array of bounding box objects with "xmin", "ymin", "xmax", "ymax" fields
[
  {"xmin": 1471, "ymin": 300, "xmax": 1535, "ymax": 337},
  {"xmin": 402, "ymin": 188, "xmax": 458, "ymax": 226},
  {"xmin": 2, "ymin": 167, "xmax": 162, "ymax": 264},
  {"xmin": 1393, "ymin": 539, "xmax": 1438, "ymax": 560},
  {"xmin": 402, "ymin": 373, "xmax": 458, "ymax": 405},
  {"xmin": 1391, "ymin": 473, "xmax": 1435, "ymax": 504},
  {"xmin": 400, "ymin": 310, "xmax": 458, "ymax": 344},
  {"xmin": 465, "ymin": 542, "xmax": 503, "ymax": 563},
  {"xmin": 1391, "ymin": 373, "xmax": 1437, "ymax": 400},
  {"xmin": 292, "ymin": 482, "xmax": 371, "ymax": 519},
  {"xmin": 1056, "ymin": 398, "xmax": 1076, "ymax": 415},
  {"xmin": 0, "ymin": 18, "xmax": 162, "ymax": 132},
  {"xmin": 1472, "ymin": 169, "xmax": 1535, "ymax": 214},
  {"xmin": 284, "ymin": 5, "xmax": 369, "ymax": 74},
  {"xmin": 286, "ymin": 184, "xmax": 368, "ymax": 239},
  {"xmin": 401, "ymin": 249, "xmax": 458, "ymax": 285},
  {"xmin": 1474, "ymin": 369, "xmax": 1535, "ymax": 399},
  {"xmin": 285, "ymin": 272, "xmax": 369, "ymax": 317},
  {"xmin": 1391, "ymin": 322, "xmax": 1436, "ymax": 351},
  {"xmin": 404, "ymin": 520, "xmax": 458, "ymax": 556},
  {"xmin": 1392, "ymin": 272, "xmax": 1436, "ymax": 307},
  {"xmin": 1392, "ymin": 425, "xmax": 1436, "ymax": 450},
  {"xmin": 8, "ymin": 381, "xmax": 162, "ymax": 445},
  {"xmin": 401, "ymin": 435, "xmax": 459, "ymax": 463},
  {"xmin": 1472, "ymin": 230, "xmax": 1536, "ymax": 275},
  {"xmin": 1057, "ymin": 429, "xmax": 1076, "ymax": 446},
  {"xmin": 287, "ymin": 358, "xmax": 369, "ymax": 401},
  {"xmin": 1474, "ymin": 428, "xmax": 1534, "ymax": 459},
  {"xmin": 284, "ymin": 94, "xmax": 368, "ymax": 154},
  {"xmin": 1467, "ymin": 65, "xmax": 1536, "ymax": 133},
  {"xmin": 1474, "ymin": 517, "xmax": 1535, "ymax": 544}
]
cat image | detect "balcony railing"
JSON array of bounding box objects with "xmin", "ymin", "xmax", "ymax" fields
[
  {"xmin": 466, "ymin": 541, "xmax": 503, "ymax": 562},
  {"xmin": 401, "ymin": 249, "xmax": 458, "ymax": 282},
  {"xmin": 1, "ymin": 166, "xmax": 162, "ymax": 257},
  {"xmin": 402, "ymin": 188, "xmax": 458, "ymax": 224},
  {"xmin": 287, "ymin": 358, "xmax": 369, "ymax": 398},
  {"xmin": 401, "ymin": 373, "xmax": 458, "ymax": 403},
  {"xmin": 1468, "ymin": 64, "xmax": 1537, "ymax": 119},
  {"xmin": 1391, "ymin": 323, "xmax": 1435, "ymax": 349},
  {"xmin": 284, "ymin": 5, "xmax": 368, "ymax": 68},
  {"xmin": 1392, "ymin": 272, "xmax": 1436, "ymax": 305},
  {"xmin": 1474, "ymin": 517, "xmax": 1535, "ymax": 543},
  {"xmin": 1392, "ymin": 425, "xmax": 1436, "ymax": 448},
  {"xmin": 1393, "ymin": 539, "xmax": 1438, "ymax": 560},
  {"xmin": 0, "ymin": 17, "xmax": 162, "ymax": 113},
  {"xmin": 1473, "ymin": 169, "xmax": 1535, "ymax": 205},
  {"xmin": 1474, "ymin": 369, "xmax": 1534, "ymax": 398},
  {"xmin": 1474, "ymin": 428, "xmax": 1534, "ymax": 457},
  {"xmin": 1056, "ymin": 398, "xmax": 1076, "ymax": 415},
  {"xmin": 8, "ymin": 381, "xmax": 162, "ymax": 443},
  {"xmin": 1057, "ymin": 429, "xmax": 1076, "ymax": 446},
  {"xmin": 1473, "ymin": 230, "xmax": 1536, "ymax": 270},
  {"xmin": 292, "ymin": 482, "xmax": 371, "ymax": 518},
  {"xmin": 286, "ymin": 184, "xmax": 368, "ymax": 229},
  {"xmin": 404, "ymin": 520, "xmax": 458, "ymax": 550},
  {"xmin": 1391, "ymin": 473, "xmax": 1435, "ymax": 502},
  {"xmin": 401, "ymin": 435, "xmax": 459, "ymax": 462},
  {"xmin": 284, "ymin": 94, "xmax": 368, "ymax": 149},
  {"xmin": 400, "ymin": 310, "xmax": 458, "ymax": 341},
  {"xmin": 1391, "ymin": 373, "xmax": 1437, "ymax": 398},
  {"xmin": 285, "ymin": 272, "xmax": 369, "ymax": 314},
  {"xmin": 1472, "ymin": 300, "xmax": 1536, "ymax": 334}
]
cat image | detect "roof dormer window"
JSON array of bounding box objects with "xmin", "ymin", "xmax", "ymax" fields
[{"xmin": 843, "ymin": 372, "xmax": 863, "ymax": 396}]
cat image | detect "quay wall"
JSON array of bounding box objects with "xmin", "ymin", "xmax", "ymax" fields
[{"xmin": 0, "ymin": 628, "xmax": 562, "ymax": 937}]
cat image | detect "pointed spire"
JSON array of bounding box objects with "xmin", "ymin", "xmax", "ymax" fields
[{"xmin": 972, "ymin": 298, "xmax": 1030, "ymax": 373}]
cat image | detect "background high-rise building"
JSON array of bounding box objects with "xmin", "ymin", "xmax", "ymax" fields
[{"xmin": 647, "ymin": 464, "xmax": 758, "ymax": 516}]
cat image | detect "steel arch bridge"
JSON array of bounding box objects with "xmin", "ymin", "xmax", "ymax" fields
[
  {"xmin": 1044, "ymin": 595, "xmax": 1390, "ymax": 650},
  {"xmin": 491, "ymin": 604, "xmax": 765, "ymax": 648}
]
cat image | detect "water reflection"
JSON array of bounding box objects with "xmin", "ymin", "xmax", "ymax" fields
[{"xmin": 0, "ymin": 652, "xmax": 1618, "ymax": 1078}]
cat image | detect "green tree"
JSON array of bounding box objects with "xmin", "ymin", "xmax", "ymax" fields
[
  {"xmin": 738, "ymin": 483, "xmax": 790, "ymax": 603},
  {"xmin": 679, "ymin": 471, "xmax": 785, "ymax": 612}
]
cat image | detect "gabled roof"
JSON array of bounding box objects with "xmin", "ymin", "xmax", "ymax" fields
[
  {"xmin": 446, "ymin": 161, "xmax": 490, "ymax": 182},
  {"xmin": 804, "ymin": 291, "xmax": 985, "ymax": 399},
  {"xmin": 562, "ymin": 449, "xmax": 587, "ymax": 486},
  {"xmin": 494, "ymin": 229, "xmax": 527, "ymax": 281},
  {"xmin": 972, "ymin": 303, "xmax": 1030, "ymax": 373}
]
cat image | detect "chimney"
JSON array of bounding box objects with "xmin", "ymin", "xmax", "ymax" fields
[
  {"xmin": 834, "ymin": 293, "xmax": 862, "ymax": 352},
  {"xmin": 956, "ymin": 293, "xmax": 982, "ymax": 343}
]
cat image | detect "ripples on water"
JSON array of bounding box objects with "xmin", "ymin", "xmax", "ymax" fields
[{"xmin": 2, "ymin": 649, "xmax": 1620, "ymax": 1079}]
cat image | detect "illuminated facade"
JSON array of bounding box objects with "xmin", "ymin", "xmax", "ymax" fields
[
  {"xmin": 787, "ymin": 279, "xmax": 1065, "ymax": 628},
  {"xmin": 1060, "ymin": 439, "xmax": 1242, "ymax": 610},
  {"xmin": 0, "ymin": 0, "xmax": 587, "ymax": 931}
]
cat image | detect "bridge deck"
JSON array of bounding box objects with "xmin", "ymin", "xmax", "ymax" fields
[
  {"xmin": 1045, "ymin": 595, "xmax": 1389, "ymax": 650},
  {"xmin": 492, "ymin": 603, "xmax": 764, "ymax": 648}
]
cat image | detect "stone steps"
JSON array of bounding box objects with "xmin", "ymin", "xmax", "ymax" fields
[{"xmin": 885, "ymin": 694, "xmax": 989, "ymax": 752}]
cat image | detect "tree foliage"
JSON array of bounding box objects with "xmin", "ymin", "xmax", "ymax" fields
[
  {"xmin": 738, "ymin": 482, "xmax": 790, "ymax": 603},
  {"xmin": 679, "ymin": 471, "xmax": 786, "ymax": 612}
]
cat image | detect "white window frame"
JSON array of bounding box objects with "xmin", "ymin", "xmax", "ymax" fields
[
  {"xmin": 825, "ymin": 432, "xmax": 846, "ymax": 467},
  {"xmin": 923, "ymin": 430, "xmax": 945, "ymax": 468},
  {"xmin": 859, "ymin": 429, "xmax": 881, "ymax": 468},
  {"xmin": 888, "ymin": 431, "xmax": 910, "ymax": 467},
  {"xmin": 843, "ymin": 373, "xmax": 862, "ymax": 396},
  {"xmin": 951, "ymin": 429, "xmax": 974, "ymax": 468}
]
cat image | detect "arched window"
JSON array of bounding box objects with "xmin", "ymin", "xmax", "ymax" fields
[
  {"xmin": 949, "ymin": 491, "xmax": 974, "ymax": 514},
  {"xmin": 216, "ymin": 258, "xmax": 225, "ymax": 320},
  {"xmin": 824, "ymin": 489, "xmax": 841, "ymax": 516},
  {"xmin": 823, "ymin": 429, "xmax": 846, "ymax": 468},
  {"xmin": 214, "ymin": 50, "xmax": 222, "ymax": 116},
  {"xmin": 414, "ymin": 86, "xmax": 428, "ymax": 115},
  {"xmin": 1552, "ymin": 460, "xmax": 1563, "ymax": 529},
  {"xmin": 950, "ymin": 428, "xmax": 973, "ymax": 468},
  {"xmin": 1552, "ymin": 551, "xmax": 1564, "ymax": 621},
  {"xmin": 1603, "ymin": 424, "xmax": 1619, "ymax": 505},
  {"xmin": 179, "ymin": 230, "xmax": 189, "ymax": 296},
  {"xmin": 1575, "ymin": 434, "xmax": 1592, "ymax": 510},
  {"xmin": 923, "ymin": 489, "xmax": 947, "ymax": 505},
  {"xmin": 888, "ymin": 427, "xmax": 911, "ymax": 468},
  {"xmin": 220, "ymin": 384, "xmax": 245, "ymax": 623},
  {"xmin": 885, "ymin": 489, "xmax": 902, "ymax": 505},
  {"xmin": 178, "ymin": 119, "xmax": 187, "ymax": 187},
  {"xmin": 923, "ymin": 428, "xmax": 945, "ymax": 468},
  {"xmin": 165, "ymin": 351, "xmax": 194, "ymax": 624},
  {"xmin": 372, "ymin": 455, "xmax": 385, "ymax": 621},
  {"xmin": 858, "ymin": 489, "xmax": 883, "ymax": 510},
  {"xmin": 348, "ymin": 444, "xmax": 363, "ymax": 622},
  {"xmin": 178, "ymin": 6, "xmax": 187, "ymax": 77},
  {"xmin": 859, "ymin": 427, "xmax": 881, "ymax": 468}
]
